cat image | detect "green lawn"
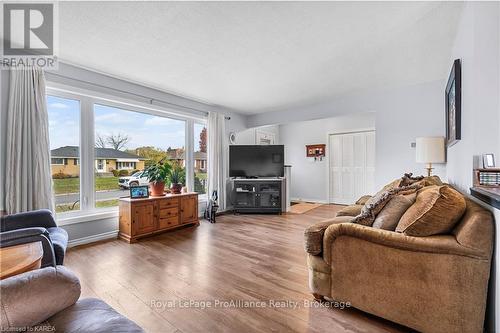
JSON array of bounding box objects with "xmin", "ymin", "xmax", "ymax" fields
[
  {"xmin": 195, "ymin": 172, "xmax": 207, "ymax": 180},
  {"xmin": 55, "ymin": 199, "xmax": 119, "ymax": 213},
  {"xmin": 53, "ymin": 177, "xmax": 120, "ymax": 195}
]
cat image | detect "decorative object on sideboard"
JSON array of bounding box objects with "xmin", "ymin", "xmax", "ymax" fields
[
  {"xmin": 445, "ymin": 59, "xmax": 461, "ymax": 147},
  {"xmin": 169, "ymin": 163, "xmax": 184, "ymax": 194},
  {"xmin": 306, "ymin": 144, "xmax": 326, "ymax": 161},
  {"xmin": 143, "ymin": 161, "xmax": 172, "ymax": 197},
  {"xmin": 415, "ymin": 137, "xmax": 445, "ymax": 176},
  {"xmin": 130, "ymin": 185, "xmax": 149, "ymax": 199},
  {"xmin": 483, "ymin": 153, "xmax": 496, "ymax": 169}
]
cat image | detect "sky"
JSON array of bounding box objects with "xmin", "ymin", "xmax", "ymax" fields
[{"xmin": 47, "ymin": 95, "xmax": 206, "ymax": 152}]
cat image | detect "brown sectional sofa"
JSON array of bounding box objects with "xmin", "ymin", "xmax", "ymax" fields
[{"xmin": 304, "ymin": 183, "xmax": 493, "ymax": 333}]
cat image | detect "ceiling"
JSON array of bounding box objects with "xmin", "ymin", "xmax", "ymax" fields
[{"xmin": 58, "ymin": 2, "xmax": 463, "ymax": 114}]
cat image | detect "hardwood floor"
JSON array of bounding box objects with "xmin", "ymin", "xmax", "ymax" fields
[{"xmin": 66, "ymin": 205, "xmax": 410, "ymax": 333}]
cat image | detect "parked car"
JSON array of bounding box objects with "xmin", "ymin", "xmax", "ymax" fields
[{"xmin": 119, "ymin": 171, "xmax": 149, "ymax": 189}]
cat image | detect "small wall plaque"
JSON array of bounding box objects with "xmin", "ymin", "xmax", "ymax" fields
[{"xmin": 306, "ymin": 144, "xmax": 326, "ymax": 158}]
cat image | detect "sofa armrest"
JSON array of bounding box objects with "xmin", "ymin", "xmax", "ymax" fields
[
  {"xmin": 304, "ymin": 216, "xmax": 354, "ymax": 255},
  {"xmin": 323, "ymin": 223, "xmax": 489, "ymax": 263},
  {"xmin": 1, "ymin": 209, "xmax": 57, "ymax": 232}
]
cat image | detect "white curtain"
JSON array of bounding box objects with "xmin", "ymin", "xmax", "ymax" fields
[
  {"xmin": 5, "ymin": 67, "xmax": 54, "ymax": 214},
  {"xmin": 207, "ymin": 112, "xmax": 226, "ymax": 211}
]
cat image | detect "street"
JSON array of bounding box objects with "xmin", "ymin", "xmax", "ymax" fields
[{"xmin": 55, "ymin": 189, "xmax": 129, "ymax": 205}]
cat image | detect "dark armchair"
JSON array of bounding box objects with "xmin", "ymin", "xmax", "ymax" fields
[{"xmin": 0, "ymin": 209, "xmax": 68, "ymax": 266}]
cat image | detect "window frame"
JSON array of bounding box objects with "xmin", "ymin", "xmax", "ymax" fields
[
  {"xmin": 47, "ymin": 86, "xmax": 207, "ymax": 225},
  {"xmin": 193, "ymin": 120, "xmax": 208, "ymax": 200}
]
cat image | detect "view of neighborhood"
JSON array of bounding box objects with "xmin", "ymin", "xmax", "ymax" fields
[{"xmin": 48, "ymin": 96, "xmax": 207, "ymax": 213}]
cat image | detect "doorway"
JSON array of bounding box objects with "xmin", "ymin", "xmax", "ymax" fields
[{"xmin": 329, "ymin": 131, "xmax": 375, "ymax": 204}]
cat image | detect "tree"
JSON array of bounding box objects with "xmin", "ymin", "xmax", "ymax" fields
[
  {"xmin": 132, "ymin": 146, "xmax": 168, "ymax": 168},
  {"xmin": 95, "ymin": 133, "xmax": 131, "ymax": 150},
  {"xmin": 95, "ymin": 133, "xmax": 107, "ymax": 148},
  {"xmin": 199, "ymin": 127, "xmax": 207, "ymax": 153},
  {"xmin": 106, "ymin": 133, "xmax": 130, "ymax": 150}
]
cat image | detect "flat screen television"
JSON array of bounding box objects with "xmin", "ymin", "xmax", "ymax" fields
[{"xmin": 229, "ymin": 145, "xmax": 284, "ymax": 178}]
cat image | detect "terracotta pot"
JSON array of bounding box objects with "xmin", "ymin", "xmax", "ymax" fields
[
  {"xmin": 149, "ymin": 182, "xmax": 165, "ymax": 196},
  {"xmin": 170, "ymin": 183, "xmax": 182, "ymax": 194}
]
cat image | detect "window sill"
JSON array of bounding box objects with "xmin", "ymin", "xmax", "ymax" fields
[{"xmin": 56, "ymin": 208, "xmax": 119, "ymax": 226}]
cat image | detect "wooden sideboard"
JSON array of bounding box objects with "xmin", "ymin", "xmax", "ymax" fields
[{"xmin": 119, "ymin": 192, "xmax": 199, "ymax": 243}]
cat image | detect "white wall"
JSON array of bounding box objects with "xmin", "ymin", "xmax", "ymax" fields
[
  {"xmin": 234, "ymin": 125, "xmax": 280, "ymax": 145},
  {"xmin": 444, "ymin": 3, "xmax": 500, "ymax": 332},
  {"xmin": 248, "ymin": 80, "xmax": 447, "ymax": 190},
  {"xmin": 446, "ymin": 2, "xmax": 500, "ymax": 192},
  {"xmin": 280, "ymin": 113, "xmax": 375, "ymax": 203}
]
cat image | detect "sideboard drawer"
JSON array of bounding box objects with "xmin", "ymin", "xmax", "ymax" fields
[
  {"xmin": 158, "ymin": 216, "xmax": 179, "ymax": 229},
  {"xmin": 159, "ymin": 198, "xmax": 179, "ymax": 209},
  {"xmin": 159, "ymin": 207, "xmax": 178, "ymax": 218}
]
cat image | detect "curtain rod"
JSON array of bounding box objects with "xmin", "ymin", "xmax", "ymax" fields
[{"xmin": 45, "ymin": 71, "xmax": 210, "ymax": 116}]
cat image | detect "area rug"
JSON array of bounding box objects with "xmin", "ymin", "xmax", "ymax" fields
[{"xmin": 289, "ymin": 202, "xmax": 324, "ymax": 214}]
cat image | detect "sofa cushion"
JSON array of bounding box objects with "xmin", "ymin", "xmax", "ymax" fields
[
  {"xmin": 336, "ymin": 205, "xmax": 363, "ymax": 217},
  {"xmin": 47, "ymin": 298, "xmax": 144, "ymax": 333},
  {"xmin": 0, "ymin": 266, "xmax": 80, "ymax": 330},
  {"xmin": 397, "ymin": 185, "xmax": 466, "ymax": 236},
  {"xmin": 353, "ymin": 184, "xmax": 422, "ymax": 227},
  {"xmin": 304, "ymin": 216, "xmax": 354, "ymax": 255},
  {"xmin": 372, "ymin": 193, "xmax": 417, "ymax": 231}
]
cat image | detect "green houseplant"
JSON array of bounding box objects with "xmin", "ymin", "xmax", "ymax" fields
[
  {"xmin": 143, "ymin": 161, "xmax": 172, "ymax": 196},
  {"xmin": 169, "ymin": 163, "xmax": 184, "ymax": 194}
]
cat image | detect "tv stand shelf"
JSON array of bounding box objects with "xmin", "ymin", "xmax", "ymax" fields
[{"xmin": 232, "ymin": 179, "xmax": 283, "ymax": 214}]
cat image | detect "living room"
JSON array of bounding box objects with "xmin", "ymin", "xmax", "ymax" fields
[{"xmin": 1, "ymin": 2, "xmax": 499, "ymax": 333}]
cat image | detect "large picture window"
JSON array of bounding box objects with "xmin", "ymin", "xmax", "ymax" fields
[
  {"xmin": 46, "ymin": 88, "xmax": 206, "ymax": 220},
  {"xmin": 47, "ymin": 95, "xmax": 81, "ymax": 213}
]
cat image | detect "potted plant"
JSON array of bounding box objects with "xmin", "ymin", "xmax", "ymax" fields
[
  {"xmin": 143, "ymin": 162, "xmax": 172, "ymax": 196},
  {"xmin": 169, "ymin": 163, "xmax": 184, "ymax": 194}
]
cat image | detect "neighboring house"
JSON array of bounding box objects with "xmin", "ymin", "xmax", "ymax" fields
[
  {"xmin": 50, "ymin": 146, "xmax": 146, "ymax": 176},
  {"xmin": 166, "ymin": 149, "xmax": 207, "ymax": 171}
]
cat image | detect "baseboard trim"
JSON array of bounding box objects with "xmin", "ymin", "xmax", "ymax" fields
[
  {"xmin": 290, "ymin": 198, "xmax": 328, "ymax": 204},
  {"xmin": 68, "ymin": 230, "xmax": 118, "ymax": 248}
]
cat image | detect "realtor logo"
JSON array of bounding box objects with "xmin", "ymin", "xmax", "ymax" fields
[{"xmin": 3, "ymin": 3, "xmax": 53, "ymax": 56}]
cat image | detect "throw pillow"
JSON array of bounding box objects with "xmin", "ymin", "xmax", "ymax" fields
[
  {"xmin": 400, "ymin": 173, "xmax": 424, "ymax": 187},
  {"xmin": 396, "ymin": 185, "xmax": 466, "ymax": 236},
  {"xmin": 372, "ymin": 192, "xmax": 417, "ymax": 231},
  {"xmin": 352, "ymin": 184, "xmax": 423, "ymax": 227}
]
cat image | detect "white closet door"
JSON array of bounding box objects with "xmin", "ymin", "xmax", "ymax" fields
[
  {"xmin": 353, "ymin": 133, "xmax": 366, "ymax": 201},
  {"xmin": 365, "ymin": 132, "xmax": 376, "ymax": 195},
  {"xmin": 329, "ymin": 131, "xmax": 375, "ymax": 204}
]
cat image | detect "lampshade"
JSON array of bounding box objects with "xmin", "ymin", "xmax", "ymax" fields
[{"xmin": 416, "ymin": 137, "xmax": 445, "ymax": 163}]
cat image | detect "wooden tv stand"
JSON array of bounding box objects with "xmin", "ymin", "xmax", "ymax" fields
[{"xmin": 118, "ymin": 192, "xmax": 199, "ymax": 243}]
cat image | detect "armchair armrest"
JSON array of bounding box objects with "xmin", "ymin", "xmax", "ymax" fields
[
  {"xmin": 0, "ymin": 228, "xmax": 56, "ymax": 268},
  {"xmin": 1, "ymin": 209, "xmax": 56, "ymax": 232},
  {"xmin": 323, "ymin": 223, "xmax": 488, "ymax": 263}
]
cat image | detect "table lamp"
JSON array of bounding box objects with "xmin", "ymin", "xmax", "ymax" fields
[{"xmin": 416, "ymin": 137, "xmax": 445, "ymax": 176}]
